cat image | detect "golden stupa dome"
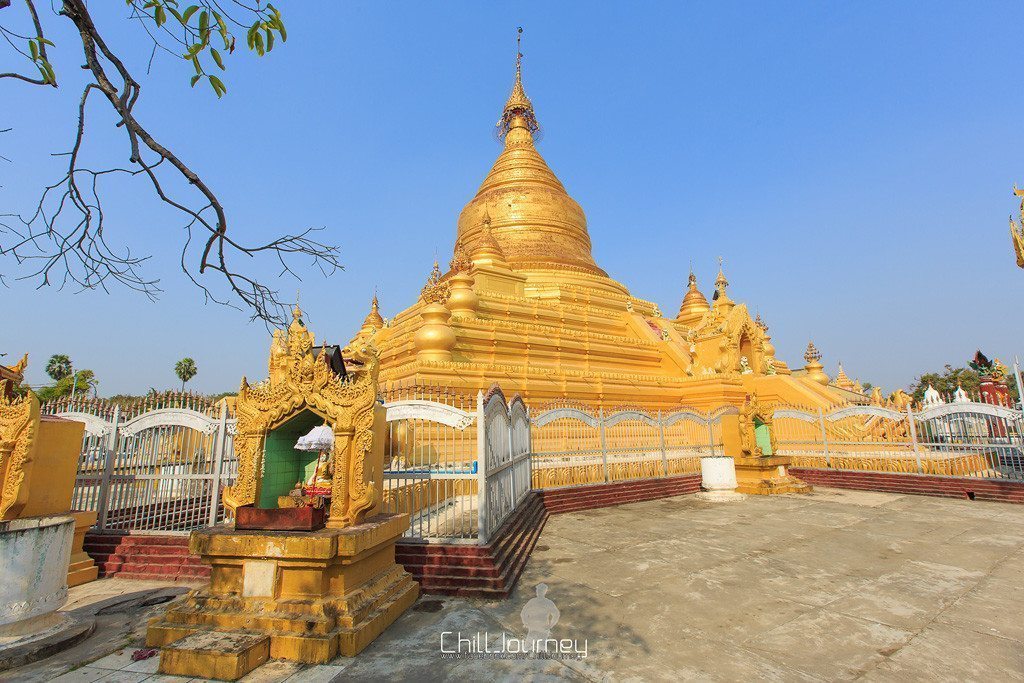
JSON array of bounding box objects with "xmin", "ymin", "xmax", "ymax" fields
[
  {"xmin": 677, "ymin": 271, "xmax": 711, "ymax": 321},
  {"xmin": 454, "ymin": 49, "xmax": 614, "ymax": 284}
]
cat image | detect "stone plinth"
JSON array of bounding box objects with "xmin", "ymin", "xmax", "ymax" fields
[
  {"xmin": 695, "ymin": 455, "xmax": 746, "ymax": 502},
  {"xmin": 0, "ymin": 515, "xmax": 74, "ymax": 628},
  {"xmin": 0, "ymin": 513, "xmax": 95, "ymax": 672},
  {"xmin": 147, "ymin": 512, "xmax": 419, "ymax": 680},
  {"xmin": 734, "ymin": 456, "xmax": 812, "ymax": 495},
  {"xmin": 67, "ymin": 511, "xmax": 98, "ymax": 587}
]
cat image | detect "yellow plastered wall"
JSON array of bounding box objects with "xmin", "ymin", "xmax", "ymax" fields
[{"xmin": 19, "ymin": 416, "xmax": 84, "ymax": 519}]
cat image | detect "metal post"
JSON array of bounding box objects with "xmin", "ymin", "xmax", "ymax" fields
[
  {"xmin": 208, "ymin": 401, "xmax": 229, "ymax": 526},
  {"xmin": 907, "ymin": 405, "xmax": 923, "ymax": 474},
  {"xmin": 526, "ymin": 406, "xmax": 533, "ymax": 493},
  {"xmin": 507, "ymin": 401, "xmax": 516, "ymax": 508},
  {"xmin": 96, "ymin": 404, "xmax": 120, "ymax": 530},
  {"xmin": 598, "ymin": 406, "xmax": 610, "ymax": 483},
  {"xmin": 707, "ymin": 414, "xmax": 716, "ymax": 457},
  {"xmin": 475, "ymin": 391, "xmax": 488, "ymax": 544},
  {"xmin": 818, "ymin": 407, "xmax": 831, "ymax": 468},
  {"xmin": 657, "ymin": 410, "xmax": 669, "ymax": 477}
]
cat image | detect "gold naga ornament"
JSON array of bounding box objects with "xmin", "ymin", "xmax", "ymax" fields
[
  {"xmin": 223, "ymin": 306, "xmax": 382, "ymax": 529},
  {"xmin": 1011, "ymin": 185, "xmax": 1024, "ymax": 268},
  {"xmin": 0, "ymin": 356, "xmax": 39, "ymax": 520}
]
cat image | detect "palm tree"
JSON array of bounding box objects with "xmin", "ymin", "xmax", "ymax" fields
[
  {"xmin": 174, "ymin": 358, "xmax": 198, "ymax": 392},
  {"xmin": 45, "ymin": 354, "xmax": 73, "ymax": 381}
]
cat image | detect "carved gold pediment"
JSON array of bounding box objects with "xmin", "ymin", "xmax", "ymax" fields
[
  {"xmin": 0, "ymin": 364, "xmax": 40, "ymax": 520},
  {"xmin": 223, "ymin": 308, "xmax": 381, "ymax": 529}
]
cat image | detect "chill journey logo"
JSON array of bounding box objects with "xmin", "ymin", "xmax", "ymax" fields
[{"xmin": 440, "ymin": 583, "xmax": 589, "ymax": 659}]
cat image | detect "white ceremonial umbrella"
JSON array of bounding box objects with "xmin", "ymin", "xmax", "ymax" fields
[{"xmin": 295, "ymin": 424, "xmax": 334, "ymax": 452}]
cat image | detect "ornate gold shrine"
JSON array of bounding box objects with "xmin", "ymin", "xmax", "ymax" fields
[
  {"xmin": 724, "ymin": 392, "xmax": 811, "ymax": 496},
  {"xmin": 148, "ymin": 310, "xmax": 418, "ymax": 678},
  {"xmin": 223, "ymin": 306, "xmax": 383, "ymax": 528}
]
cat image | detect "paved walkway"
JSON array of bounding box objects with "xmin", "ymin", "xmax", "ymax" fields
[{"xmin": 9, "ymin": 487, "xmax": 1024, "ymax": 682}]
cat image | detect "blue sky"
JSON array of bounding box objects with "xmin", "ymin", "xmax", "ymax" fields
[{"xmin": 2, "ymin": 2, "xmax": 1022, "ymax": 395}]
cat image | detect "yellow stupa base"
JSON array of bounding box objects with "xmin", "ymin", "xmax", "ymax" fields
[
  {"xmin": 67, "ymin": 510, "xmax": 98, "ymax": 587},
  {"xmin": 734, "ymin": 456, "xmax": 812, "ymax": 495},
  {"xmin": 147, "ymin": 513, "xmax": 419, "ymax": 680}
]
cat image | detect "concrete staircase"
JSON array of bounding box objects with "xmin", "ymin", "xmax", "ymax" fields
[
  {"xmin": 81, "ymin": 476, "xmax": 704, "ymax": 593},
  {"xmin": 541, "ymin": 474, "xmax": 702, "ymax": 514},
  {"xmin": 395, "ymin": 491, "xmax": 548, "ymax": 598}
]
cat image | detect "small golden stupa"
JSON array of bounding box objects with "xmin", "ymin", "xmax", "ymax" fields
[{"xmin": 349, "ymin": 40, "xmax": 851, "ymax": 411}]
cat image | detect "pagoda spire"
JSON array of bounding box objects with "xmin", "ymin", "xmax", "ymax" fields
[
  {"xmin": 712, "ymin": 257, "xmax": 735, "ymax": 314},
  {"xmin": 497, "ymin": 27, "xmax": 539, "ymax": 139},
  {"xmin": 360, "ymin": 291, "xmax": 385, "ymax": 332},
  {"xmin": 676, "ymin": 269, "xmax": 710, "ymax": 322}
]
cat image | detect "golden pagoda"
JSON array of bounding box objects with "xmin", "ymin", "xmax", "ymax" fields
[{"xmin": 349, "ymin": 46, "xmax": 851, "ymax": 411}]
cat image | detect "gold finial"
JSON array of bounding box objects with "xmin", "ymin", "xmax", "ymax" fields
[
  {"xmin": 804, "ymin": 341, "xmax": 822, "ymax": 364},
  {"xmin": 292, "ymin": 290, "xmax": 303, "ymax": 324},
  {"xmin": 420, "ymin": 260, "xmax": 451, "ymax": 304},
  {"xmin": 497, "ymin": 26, "xmax": 539, "ymax": 139},
  {"xmin": 450, "ymin": 242, "xmax": 472, "ymax": 273},
  {"xmin": 687, "ymin": 270, "xmax": 697, "ymax": 288}
]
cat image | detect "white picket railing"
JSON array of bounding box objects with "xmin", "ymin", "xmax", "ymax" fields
[
  {"xmin": 379, "ymin": 385, "xmax": 531, "ymax": 544},
  {"xmin": 528, "ymin": 403, "xmax": 734, "ymax": 489},
  {"xmin": 48, "ymin": 401, "xmax": 238, "ymax": 535},
  {"xmin": 773, "ymin": 401, "xmax": 1024, "ymax": 479}
]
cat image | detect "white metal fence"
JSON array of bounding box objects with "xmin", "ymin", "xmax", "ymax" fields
[
  {"xmin": 378, "ymin": 385, "xmax": 531, "ymax": 544},
  {"xmin": 45, "ymin": 395, "xmax": 237, "ymax": 534},
  {"xmin": 773, "ymin": 400, "xmax": 1024, "ymax": 479},
  {"xmin": 528, "ymin": 403, "xmax": 736, "ymax": 489}
]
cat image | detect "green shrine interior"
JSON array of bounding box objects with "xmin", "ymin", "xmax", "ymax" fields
[
  {"xmin": 257, "ymin": 409, "xmax": 326, "ymax": 508},
  {"xmin": 754, "ymin": 419, "xmax": 774, "ymax": 456}
]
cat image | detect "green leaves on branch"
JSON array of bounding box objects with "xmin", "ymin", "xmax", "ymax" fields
[
  {"xmin": 27, "ymin": 36, "xmax": 56, "ymax": 85},
  {"xmin": 130, "ymin": 0, "xmax": 287, "ymax": 99},
  {"xmin": 246, "ymin": 4, "xmax": 286, "ymax": 57}
]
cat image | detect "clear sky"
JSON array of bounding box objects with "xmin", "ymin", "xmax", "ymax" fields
[{"xmin": 2, "ymin": 2, "xmax": 1022, "ymax": 396}]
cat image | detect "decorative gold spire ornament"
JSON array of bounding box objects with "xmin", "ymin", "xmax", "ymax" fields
[
  {"xmin": 713, "ymin": 257, "xmax": 735, "ymax": 314},
  {"xmin": 832, "ymin": 362, "xmax": 856, "ymax": 391},
  {"xmin": 449, "ymin": 243, "xmax": 472, "ymax": 274},
  {"xmin": 360, "ymin": 293, "xmax": 385, "ymax": 332},
  {"xmin": 1011, "ymin": 185, "xmax": 1024, "ymax": 268},
  {"xmin": 803, "ymin": 341, "xmax": 829, "ymax": 386},
  {"xmin": 496, "ymin": 27, "xmax": 539, "ymax": 139},
  {"xmin": 420, "ymin": 261, "xmax": 451, "ymax": 304}
]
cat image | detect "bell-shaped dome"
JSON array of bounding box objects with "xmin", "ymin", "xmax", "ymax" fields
[
  {"xmin": 677, "ymin": 271, "xmax": 710, "ymax": 321},
  {"xmin": 455, "ymin": 54, "xmax": 610, "ymax": 281}
]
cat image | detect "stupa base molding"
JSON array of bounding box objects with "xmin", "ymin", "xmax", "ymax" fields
[
  {"xmin": 147, "ymin": 513, "xmax": 419, "ymax": 679},
  {"xmin": 734, "ymin": 456, "xmax": 812, "ymax": 495}
]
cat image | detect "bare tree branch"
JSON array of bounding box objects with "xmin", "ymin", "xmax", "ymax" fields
[{"xmin": 0, "ymin": 1, "xmax": 342, "ymax": 325}]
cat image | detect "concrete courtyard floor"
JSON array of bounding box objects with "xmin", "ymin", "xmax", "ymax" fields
[{"xmin": 9, "ymin": 487, "xmax": 1024, "ymax": 682}]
